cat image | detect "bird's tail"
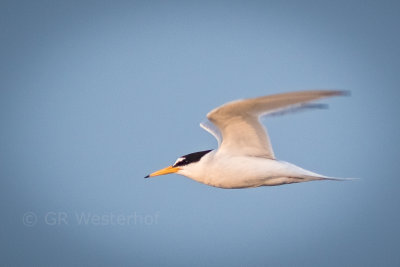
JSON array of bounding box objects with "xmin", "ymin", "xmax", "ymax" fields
[
  {"xmin": 279, "ymin": 161, "xmax": 358, "ymax": 182},
  {"xmin": 301, "ymin": 175, "xmax": 359, "ymax": 182}
]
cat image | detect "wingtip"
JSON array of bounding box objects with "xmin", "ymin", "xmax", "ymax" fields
[
  {"xmin": 316, "ymin": 89, "xmax": 351, "ymax": 97},
  {"xmin": 144, "ymin": 175, "xmax": 150, "ymax": 178}
]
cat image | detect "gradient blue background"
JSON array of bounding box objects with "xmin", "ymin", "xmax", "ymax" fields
[{"xmin": 1, "ymin": 0, "xmax": 399, "ymax": 266}]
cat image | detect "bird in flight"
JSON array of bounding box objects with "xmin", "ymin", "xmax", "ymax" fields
[{"xmin": 145, "ymin": 90, "xmax": 352, "ymax": 189}]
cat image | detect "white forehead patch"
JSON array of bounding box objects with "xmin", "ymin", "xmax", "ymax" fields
[{"xmin": 173, "ymin": 157, "xmax": 185, "ymax": 166}]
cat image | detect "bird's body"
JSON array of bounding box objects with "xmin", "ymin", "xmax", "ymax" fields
[
  {"xmin": 179, "ymin": 150, "xmax": 340, "ymax": 188},
  {"xmin": 146, "ymin": 90, "xmax": 352, "ymax": 188}
]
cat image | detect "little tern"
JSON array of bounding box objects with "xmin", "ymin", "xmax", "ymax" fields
[{"xmin": 145, "ymin": 90, "xmax": 351, "ymax": 189}]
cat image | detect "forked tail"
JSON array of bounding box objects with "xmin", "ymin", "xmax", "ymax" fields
[{"xmin": 302, "ymin": 175, "xmax": 359, "ymax": 182}]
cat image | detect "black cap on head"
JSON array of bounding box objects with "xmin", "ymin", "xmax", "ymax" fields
[{"xmin": 173, "ymin": 150, "xmax": 212, "ymax": 167}]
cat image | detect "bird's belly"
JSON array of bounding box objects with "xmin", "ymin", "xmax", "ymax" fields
[{"xmin": 199, "ymin": 157, "xmax": 293, "ymax": 189}]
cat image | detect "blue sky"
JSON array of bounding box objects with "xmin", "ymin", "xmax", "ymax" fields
[{"xmin": 1, "ymin": 0, "xmax": 400, "ymax": 266}]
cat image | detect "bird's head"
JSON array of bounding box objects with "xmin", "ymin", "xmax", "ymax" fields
[{"xmin": 145, "ymin": 150, "xmax": 212, "ymax": 178}]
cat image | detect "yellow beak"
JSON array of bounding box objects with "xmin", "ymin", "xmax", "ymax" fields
[{"xmin": 145, "ymin": 166, "xmax": 180, "ymax": 178}]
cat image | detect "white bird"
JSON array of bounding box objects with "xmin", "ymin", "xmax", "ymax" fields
[{"xmin": 145, "ymin": 90, "xmax": 352, "ymax": 189}]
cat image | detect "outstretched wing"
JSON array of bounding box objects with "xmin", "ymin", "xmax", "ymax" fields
[{"xmin": 203, "ymin": 90, "xmax": 347, "ymax": 158}]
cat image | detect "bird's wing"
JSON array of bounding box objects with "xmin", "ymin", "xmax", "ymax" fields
[
  {"xmin": 200, "ymin": 119, "xmax": 222, "ymax": 146},
  {"xmin": 204, "ymin": 90, "xmax": 347, "ymax": 158},
  {"xmin": 200, "ymin": 102, "xmax": 329, "ymax": 148}
]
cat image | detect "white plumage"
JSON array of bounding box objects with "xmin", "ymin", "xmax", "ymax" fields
[{"xmin": 146, "ymin": 90, "xmax": 353, "ymax": 188}]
